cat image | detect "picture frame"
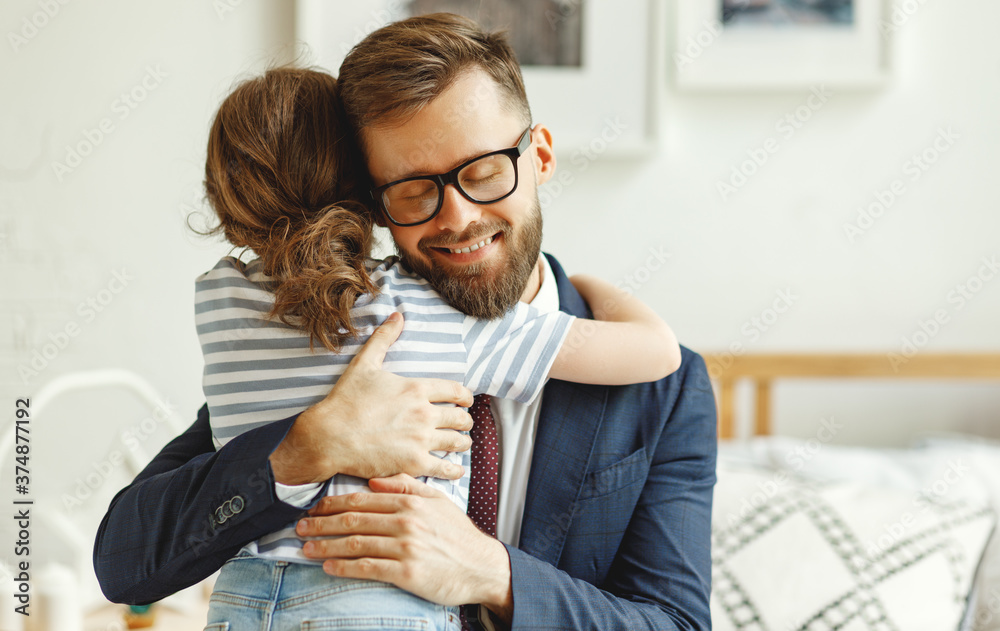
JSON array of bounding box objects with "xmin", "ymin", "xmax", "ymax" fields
[
  {"xmin": 295, "ymin": 0, "xmax": 661, "ymax": 157},
  {"xmin": 673, "ymin": 0, "xmax": 891, "ymax": 91}
]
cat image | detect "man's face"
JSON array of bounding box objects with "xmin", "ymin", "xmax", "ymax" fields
[{"xmin": 362, "ymin": 68, "xmax": 556, "ymax": 318}]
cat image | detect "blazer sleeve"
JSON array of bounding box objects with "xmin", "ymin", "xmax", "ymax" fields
[
  {"xmin": 505, "ymin": 350, "xmax": 717, "ymax": 630},
  {"xmin": 93, "ymin": 404, "xmax": 321, "ymax": 605}
]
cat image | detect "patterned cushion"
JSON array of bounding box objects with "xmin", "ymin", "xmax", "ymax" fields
[{"xmin": 711, "ymin": 462, "xmax": 996, "ymax": 631}]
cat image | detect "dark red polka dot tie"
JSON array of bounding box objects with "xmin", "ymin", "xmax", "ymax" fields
[
  {"xmin": 467, "ymin": 393, "xmax": 499, "ymax": 538},
  {"xmin": 462, "ymin": 394, "xmax": 500, "ymax": 630}
]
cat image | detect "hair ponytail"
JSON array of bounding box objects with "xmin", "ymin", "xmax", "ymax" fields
[
  {"xmin": 263, "ymin": 202, "xmax": 375, "ymax": 351},
  {"xmin": 203, "ymin": 66, "xmax": 376, "ymax": 352}
]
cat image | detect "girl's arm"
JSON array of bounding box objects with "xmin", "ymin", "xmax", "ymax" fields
[{"xmin": 548, "ymin": 274, "xmax": 681, "ymax": 385}]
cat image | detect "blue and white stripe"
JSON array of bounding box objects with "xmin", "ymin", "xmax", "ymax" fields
[{"xmin": 195, "ymin": 255, "xmax": 573, "ymax": 563}]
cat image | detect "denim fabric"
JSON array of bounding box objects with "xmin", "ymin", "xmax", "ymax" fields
[{"xmin": 205, "ymin": 552, "xmax": 460, "ymax": 631}]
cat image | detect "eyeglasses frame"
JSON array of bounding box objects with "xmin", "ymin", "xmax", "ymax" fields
[{"xmin": 370, "ymin": 127, "xmax": 533, "ymax": 227}]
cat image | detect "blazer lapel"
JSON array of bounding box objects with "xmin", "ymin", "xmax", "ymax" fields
[{"xmin": 518, "ymin": 254, "xmax": 608, "ymax": 565}]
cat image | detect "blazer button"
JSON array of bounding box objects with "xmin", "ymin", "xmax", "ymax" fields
[{"xmin": 214, "ymin": 496, "xmax": 246, "ymax": 527}]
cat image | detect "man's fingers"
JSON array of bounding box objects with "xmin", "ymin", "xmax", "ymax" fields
[
  {"xmin": 432, "ymin": 428, "xmax": 473, "ymax": 454},
  {"xmin": 350, "ymin": 312, "xmax": 403, "ymax": 369},
  {"xmin": 323, "ymin": 557, "xmax": 400, "ymax": 583},
  {"xmin": 439, "ymin": 406, "xmax": 474, "ymax": 432},
  {"xmin": 421, "ymin": 378, "xmax": 474, "ymax": 407},
  {"xmin": 419, "ymin": 455, "xmax": 465, "ymax": 481},
  {"xmin": 307, "ymin": 491, "xmax": 414, "ymax": 517},
  {"xmin": 369, "ymin": 473, "xmax": 444, "ymax": 498},
  {"xmin": 303, "ymin": 534, "xmax": 402, "ymax": 560},
  {"xmin": 298, "ymin": 510, "xmax": 396, "ymax": 538}
]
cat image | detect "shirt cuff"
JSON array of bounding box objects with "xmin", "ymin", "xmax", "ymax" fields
[{"xmin": 275, "ymin": 481, "xmax": 324, "ymax": 507}]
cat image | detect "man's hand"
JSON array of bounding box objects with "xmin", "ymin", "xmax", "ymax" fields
[
  {"xmin": 269, "ymin": 312, "xmax": 475, "ymax": 485},
  {"xmin": 296, "ymin": 474, "xmax": 514, "ymax": 621}
]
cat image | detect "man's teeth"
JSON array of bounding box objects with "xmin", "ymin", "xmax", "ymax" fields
[{"xmin": 448, "ymin": 235, "xmax": 493, "ymax": 254}]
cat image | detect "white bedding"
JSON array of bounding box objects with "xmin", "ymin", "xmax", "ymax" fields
[{"xmin": 715, "ymin": 433, "xmax": 1000, "ymax": 631}]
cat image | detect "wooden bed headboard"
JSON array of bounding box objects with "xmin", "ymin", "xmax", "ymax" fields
[{"xmin": 701, "ymin": 353, "xmax": 1000, "ymax": 440}]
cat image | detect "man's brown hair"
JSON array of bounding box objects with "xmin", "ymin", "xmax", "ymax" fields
[
  {"xmin": 203, "ymin": 66, "xmax": 376, "ymax": 352},
  {"xmin": 338, "ymin": 12, "xmax": 532, "ymax": 140}
]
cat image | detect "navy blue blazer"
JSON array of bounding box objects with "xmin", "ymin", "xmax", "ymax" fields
[{"xmin": 94, "ymin": 254, "xmax": 716, "ymax": 630}]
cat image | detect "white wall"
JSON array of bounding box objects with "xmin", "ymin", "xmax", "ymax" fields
[
  {"xmin": 2, "ymin": 0, "xmax": 295, "ymax": 432},
  {"xmin": 0, "ymin": 0, "xmax": 300, "ymax": 597},
  {"xmin": 2, "ymin": 0, "xmax": 998, "ymax": 490},
  {"xmin": 540, "ymin": 0, "xmax": 1000, "ymax": 444}
]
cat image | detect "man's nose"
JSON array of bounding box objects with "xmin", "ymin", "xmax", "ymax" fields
[{"xmin": 433, "ymin": 184, "xmax": 482, "ymax": 233}]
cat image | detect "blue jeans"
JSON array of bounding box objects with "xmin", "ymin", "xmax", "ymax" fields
[{"xmin": 205, "ymin": 552, "xmax": 461, "ymax": 631}]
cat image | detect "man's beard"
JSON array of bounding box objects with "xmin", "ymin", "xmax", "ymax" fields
[{"xmin": 396, "ymin": 197, "xmax": 543, "ymax": 319}]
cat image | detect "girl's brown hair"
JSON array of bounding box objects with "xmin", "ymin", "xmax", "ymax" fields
[{"xmin": 203, "ymin": 66, "xmax": 375, "ymax": 352}]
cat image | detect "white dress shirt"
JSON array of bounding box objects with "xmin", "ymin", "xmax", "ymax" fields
[{"xmin": 492, "ymin": 255, "xmax": 558, "ymax": 546}]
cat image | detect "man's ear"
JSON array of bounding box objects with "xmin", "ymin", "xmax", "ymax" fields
[{"xmin": 530, "ymin": 124, "xmax": 556, "ymax": 186}]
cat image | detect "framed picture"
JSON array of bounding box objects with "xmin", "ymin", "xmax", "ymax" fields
[
  {"xmin": 674, "ymin": 0, "xmax": 890, "ymax": 91},
  {"xmin": 296, "ymin": 0, "xmax": 660, "ymax": 157}
]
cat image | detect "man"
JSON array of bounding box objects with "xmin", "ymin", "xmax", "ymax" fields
[{"xmin": 94, "ymin": 13, "xmax": 716, "ymax": 630}]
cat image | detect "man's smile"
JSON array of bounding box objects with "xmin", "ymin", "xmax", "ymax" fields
[
  {"xmin": 428, "ymin": 232, "xmax": 503, "ymax": 264},
  {"xmin": 445, "ymin": 234, "xmax": 493, "ymax": 254}
]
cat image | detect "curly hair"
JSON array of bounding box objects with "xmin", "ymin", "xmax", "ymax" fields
[{"xmin": 203, "ymin": 66, "xmax": 376, "ymax": 352}]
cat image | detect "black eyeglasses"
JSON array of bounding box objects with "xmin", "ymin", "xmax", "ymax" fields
[{"xmin": 370, "ymin": 127, "xmax": 532, "ymax": 227}]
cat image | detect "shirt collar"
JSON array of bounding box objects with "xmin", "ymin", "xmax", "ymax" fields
[{"xmin": 527, "ymin": 255, "xmax": 559, "ymax": 315}]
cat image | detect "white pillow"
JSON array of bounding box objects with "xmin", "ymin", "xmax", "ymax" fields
[{"xmin": 711, "ymin": 461, "xmax": 996, "ymax": 631}]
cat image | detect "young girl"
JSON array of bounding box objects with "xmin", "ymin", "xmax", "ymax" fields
[{"xmin": 197, "ymin": 67, "xmax": 680, "ymax": 631}]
